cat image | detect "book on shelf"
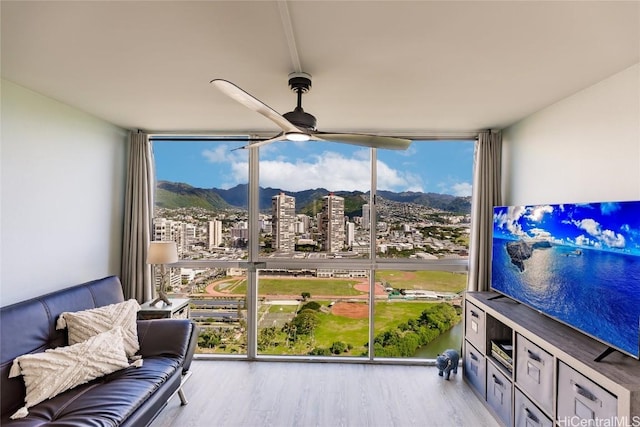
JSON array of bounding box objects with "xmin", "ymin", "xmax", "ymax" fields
[{"xmin": 491, "ymin": 340, "xmax": 513, "ymax": 371}]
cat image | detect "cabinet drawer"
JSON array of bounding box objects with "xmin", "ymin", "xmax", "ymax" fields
[
  {"xmin": 515, "ymin": 388, "xmax": 553, "ymax": 427},
  {"xmin": 557, "ymin": 362, "xmax": 617, "ymax": 422},
  {"xmin": 487, "ymin": 361, "xmax": 513, "ymax": 427},
  {"xmin": 172, "ymin": 304, "xmax": 190, "ymax": 319},
  {"xmin": 465, "ymin": 301, "xmax": 485, "ymax": 352},
  {"xmin": 464, "ymin": 341, "xmax": 486, "ymax": 398},
  {"xmin": 516, "ymin": 334, "xmax": 554, "ymax": 414}
]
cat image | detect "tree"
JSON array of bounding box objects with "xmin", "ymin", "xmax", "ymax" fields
[
  {"xmin": 309, "ymin": 347, "xmax": 331, "ymax": 356},
  {"xmin": 198, "ymin": 330, "xmax": 222, "ymax": 348},
  {"xmin": 301, "ymin": 291, "xmax": 311, "ymax": 301},
  {"xmin": 299, "ymin": 301, "xmax": 321, "ymax": 312},
  {"xmin": 330, "ymin": 341, "xmax": 347, "ymax": 354},
  {"xmin": 371, "ymin": 303, "xmax": 460, "ymax": 357},
  {"xmin": 258, "ymin": 326, "xmax": 278, "ymax": 351},
  {"xmin": 290, "ymin": 309, "xmax": 319, "ymax": 335}
]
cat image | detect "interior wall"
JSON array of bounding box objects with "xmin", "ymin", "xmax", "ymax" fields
[
  {"xmin": 502, "ymin": 63, "xmax": 640, "ymax": 206},
  {"xmin": 1, "ymin": 80, "xmax": 128, "ymax": 305}
]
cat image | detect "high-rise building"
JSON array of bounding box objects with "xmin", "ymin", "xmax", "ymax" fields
[
  {"xmin": 208, "ymin": 220, "xmax": 223, "ymax": 249},
  {"xmin": 152, "ymin": 218, "xmax": 184, "ymax": 254},
  {"xmin": 296, "ymin": 214, "xmax": 310, "ymax": 234},
  {"xmin": 362, "ymin": 203, "xmax": 370, "ymax": 229},
  {"xmin": 151, "ymin": 218, "xmax": 183, "ymax": 289},
  {"xmin": 272, "ymin": 192, "xmax": 296, "ymax": 252},
  {"xmin": 319, "ymin": 193, "xmax": 345, "ymax": 252},
  {"xmin": 182, "ymin": 223, "xmax": 197, "ymax": 248},
  {"xmin": 346, "ymin": 221, "xmax": 355, "ymax": 246}
]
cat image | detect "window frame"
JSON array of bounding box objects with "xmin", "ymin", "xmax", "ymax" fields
[{"xmin": 151, "ymin": 134, "xmax": 475, "ymax": 362}]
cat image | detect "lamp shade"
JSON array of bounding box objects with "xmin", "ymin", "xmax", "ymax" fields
[{"xmin": 147, "ymin": 241, "xmax": 179, "ymax": 264}]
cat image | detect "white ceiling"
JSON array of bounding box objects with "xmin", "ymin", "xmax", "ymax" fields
[{"xmin": 1, "ymin": 1, "xmax": 638, "ymax": 137}]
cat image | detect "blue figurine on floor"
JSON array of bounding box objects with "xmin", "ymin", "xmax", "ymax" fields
[{"xmin": 436, "ymin": 349, "xmax": 459, "ymax": 380}]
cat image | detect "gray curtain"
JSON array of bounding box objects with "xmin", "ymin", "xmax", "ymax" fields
[
  {"xmin": 121, "ymin": 131, "xmax": 155, "ymax": 302},
  {"xmin": 467, "ymin": 130, "xmax": 502, "ymax": 292}
]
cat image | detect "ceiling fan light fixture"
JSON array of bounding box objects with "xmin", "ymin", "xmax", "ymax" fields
[{"xmin": 285, "ymin": 131, "xmax": 310, "ymax": 142}]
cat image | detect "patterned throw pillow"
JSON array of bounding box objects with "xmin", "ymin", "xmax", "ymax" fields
[
  {"xmin": 56, "ymin": 299, "xmax": 141, "ymax": 357},
  {"xmin": 9, "ymin": 327, "xmax": 130, "ymax": 419}
]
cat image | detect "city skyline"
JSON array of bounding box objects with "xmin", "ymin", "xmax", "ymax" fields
[{"xmin": 153, "ymin": 139, "xmax": 474, "ymax": 196}]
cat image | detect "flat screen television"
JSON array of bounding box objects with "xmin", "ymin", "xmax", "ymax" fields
[{"xmin": 491, "ymin": 200, "xmax": 640, "ymax": 359}]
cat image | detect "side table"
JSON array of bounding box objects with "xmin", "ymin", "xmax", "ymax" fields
[{"xmin": 138, "ymin": 298, "xmax": 190, "ymax": 320}]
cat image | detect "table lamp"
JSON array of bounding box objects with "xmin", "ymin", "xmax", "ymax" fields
[{"xmin": 147, "ymin": 241, "xmax": 179, "ymax": 306}]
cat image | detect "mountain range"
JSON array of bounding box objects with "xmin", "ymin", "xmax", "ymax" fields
[{"xmin": 156, "ymin": 181, "xmax": 471, "ymax": 216}]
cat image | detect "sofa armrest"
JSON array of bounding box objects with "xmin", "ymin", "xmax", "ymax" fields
[{"xmin": 136, "ymin": 319, "xmax": 199, "ymax": 372}]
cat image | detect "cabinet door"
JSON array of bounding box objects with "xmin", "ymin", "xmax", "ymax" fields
[
  {"xmin": 516, "ymin": 334, "xmax": 554, "ymax": 414},
  {"xmin": 487, "ymin": 361, "xmax": 513, "ymax": 427},
  {"xmin": 515, "ymin": 388, "xmax": 553, "ymax": 427},
  {"xmin": 464, "ymin": 341, "xmax": 486, "ymax": 398},
  {"xmin": 172, "ymin": 303, "xmax": 190, "ymax": 319},
  {"xmin": 465, "ymin": 301, "xmax": 486, "ymax": 353},
  {"xmin": 557, "ymin": 362, "xmax": 617, "ymax": 423}
]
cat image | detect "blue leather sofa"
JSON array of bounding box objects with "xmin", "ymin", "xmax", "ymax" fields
[{"xmin": 0, "ymin": 276, "xmax": 198, "ymax": 426}]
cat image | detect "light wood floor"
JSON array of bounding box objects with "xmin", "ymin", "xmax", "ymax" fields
[{"xmin": 151, "ymin": 360, "xmax": 500, "ymax": 427}]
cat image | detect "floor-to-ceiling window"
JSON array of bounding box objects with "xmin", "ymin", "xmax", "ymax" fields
[{"xmin": 151, "ymin": 135, "xmax": 474, "ymax": 360}]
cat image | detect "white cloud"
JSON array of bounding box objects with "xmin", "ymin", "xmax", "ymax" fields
[
  {"xmin": 378, "ymin": 162, "xmax": 423, "ymax": 192},
  {"xmin": 575, "ymin": 235, "xmax": 592, "ymax": 247},
  {"xmin": 494, "ymin": 205, "xmax": 527, "ymax": 236},
  {"xmin": 574, "ymin": 218, "xmax": 601, "ymax": 237},
  {"xmin": 529, "ymin": 228, "xmax": 552, "ymax": 240},
  {"xmin": 526, "ymin": 205, "xmax": 553, "ymax": 222},
  {"xmin": 601, "ymin": 229, "xmax": 626, "ymax": 248},
  {"xmin": 202, "ymin": 145, "xmax": 244, "ymax": 164},
  {"xmin": 572, "ymin": 217, "xmax": 626, "ymax": 250},
  {"xmin": 225, "ymin": 161, "xmax": 248, "ymax": 188},
  {"xmin": 450, "ymin": 182, "xmax": 472, "ymax": 197},
  {"xmin": 253, "ymin": 150, "xmax": 425, "ymax": 192},
  {"xmin": 398, "ymin": 145, "xmax": 418, "ymax": 157},
  {"xmin": 353, "ymin": 148, "xmax": 370, "ymax": 161},
  {"xmin": 259, "ymin": 151, "xmax": 371, "ymax": 191}
]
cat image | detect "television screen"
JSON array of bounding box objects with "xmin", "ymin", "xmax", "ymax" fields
[{"xmin": 492, "ymin": 200, "xmax": 640, "ymax": 359}]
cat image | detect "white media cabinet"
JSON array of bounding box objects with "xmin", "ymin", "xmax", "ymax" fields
[{"xmin": 464, "ymin": 291, "xmax": 640, "ymax": 427}]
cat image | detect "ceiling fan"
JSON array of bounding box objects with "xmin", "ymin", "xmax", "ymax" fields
[{"xmin": 210, "ymin": 72, "xmax": 411, "ymax": 150}]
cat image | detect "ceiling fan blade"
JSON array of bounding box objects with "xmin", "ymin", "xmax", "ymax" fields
[
  {"xmin": 210, "ymin": 79, "xmax": 300, "ymax": 134},
  {"xmin": 235, "ymin": 134, "xmax": 287, "ymax": 150},
  {"xmin": 314, "ymin": 133, "xmax": 411, "ymax": 150}
]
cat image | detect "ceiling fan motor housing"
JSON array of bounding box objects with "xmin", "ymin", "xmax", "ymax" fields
[{"xmin": 283, "ymin": 109, "xmax": 316, "ymax": 130}]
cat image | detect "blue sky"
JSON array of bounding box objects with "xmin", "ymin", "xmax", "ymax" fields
[
  {"xmin": 153, "ymin": 139, "xmax": 474, "ymax": 196},
  {"xmin": 493, "ymin": 201, "xmax": 640, "ymax": 256}
]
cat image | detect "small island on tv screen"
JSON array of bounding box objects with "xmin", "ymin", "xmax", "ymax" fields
[{"xmin": 492, "ymin": 200, "xmax": 640, "ymax": 359}]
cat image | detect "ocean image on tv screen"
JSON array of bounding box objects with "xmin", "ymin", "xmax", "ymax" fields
[{"xmin": 492, "ymin": 201, "xmax": 640, "ymax": 359}]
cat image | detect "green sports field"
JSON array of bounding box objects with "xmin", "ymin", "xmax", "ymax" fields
[
  {"xmin": 375, "ymin": 270, "xmax": 466, "ymax": 293},
  {"xmin": 219, "ymin": 277, "xmax": 363, "ymax": 296},
  {"xmin": 216, "ymin": 270, "xmax": 467, "ymax": 296}
]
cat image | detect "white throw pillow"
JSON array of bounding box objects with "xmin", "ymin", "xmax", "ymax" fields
[
  {"xmin": 56, "ymin": 299, "xmax": 141, "ymax": 357},
  {"xmin": 9, "ymin": 327, "xmax": 130, "ymax": 419}
]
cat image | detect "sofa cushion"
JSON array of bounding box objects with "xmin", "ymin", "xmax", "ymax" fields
[
  {"xmin": 9, "ymin": 327, "xmax": 130, "ymax": 419},
  {"xmin": 57, "ymin": 299, "xmax": 141, "ymax": 357}
]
